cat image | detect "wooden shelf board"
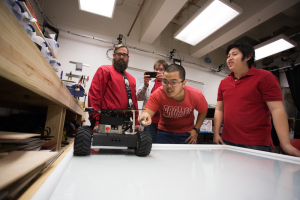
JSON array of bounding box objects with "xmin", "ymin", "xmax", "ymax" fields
[{"xmin": 0, "ymin": 2, "xmax": 83, "ymax": 115}]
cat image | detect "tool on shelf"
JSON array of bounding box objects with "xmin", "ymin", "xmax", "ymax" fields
[
  {"xmin": 83, "ymin": 76, "xmax": 89, "ymax": 87},
  {"xmin": 75, "ymin": 84, "xmax": 80, "ymax": 92},
  {"xmin": 66, "ymin": 72, "xmax": 84, "ymax": 79},
  {"xmin": 78, "ymin": 76, "xmax": 83, "ymax": 85},
  {"xmin": 65, "ymin": 73, "xmax": 88, "ymax": 87},
  {"xmin": 67, "ymin": 71, "xmax": 72, "ymax": 81},
  {"xmin": 69, "ymin": 61, "xmax": 89, "ymax": 67},
  {"xmin": 83, "ymin": 93, "xmax": 87, "ymax": 107}
]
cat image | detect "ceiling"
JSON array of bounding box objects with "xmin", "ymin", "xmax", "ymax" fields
[{"xmin": 39, "ymin": 0, "xmax": 300, "ymax": 71}]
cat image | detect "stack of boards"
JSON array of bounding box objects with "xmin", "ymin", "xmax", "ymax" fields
[
  {"xmin": 0, "ymin": 132, "xmax": 47, "ymax": 154},
  {"xmin": 0, "ymin": 132, "xmax": 58, "ymax": 199}
]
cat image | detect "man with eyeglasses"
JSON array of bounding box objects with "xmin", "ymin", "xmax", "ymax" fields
[
  {"xmin": 137, "ymin": 60, "xmax": 168, "ymax": 143},
  {"xmin": 88, "ymin": 44, "xmax": 140, "ymax": 131},
  {"xmin": 138, "ymin": 64, "xmax": 208, "ymax": 144}
]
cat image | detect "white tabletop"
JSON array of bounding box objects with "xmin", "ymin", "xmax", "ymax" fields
[{"xmin": 41, "ymin": 144, "xmax": 300, "ymax": 200}]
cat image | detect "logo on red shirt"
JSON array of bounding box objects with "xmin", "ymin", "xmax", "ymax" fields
[{"xmin": 162, "ymin": 105, "xmax": 193, "ymax": 118}]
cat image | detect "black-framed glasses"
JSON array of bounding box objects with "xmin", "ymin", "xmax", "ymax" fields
[
  {"xmin": 162, "ymin": 80, "xmax": 184, "ymax": 87},
  {"xmin": 115, "ymin": 53, "xmax": 128, "ymax": 58}
]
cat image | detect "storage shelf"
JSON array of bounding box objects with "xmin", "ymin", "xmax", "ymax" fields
[{"xmin": 0, "ymin": 1, "xmax": 83, "ymax": 115}]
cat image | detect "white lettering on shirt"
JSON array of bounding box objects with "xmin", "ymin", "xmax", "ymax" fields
[{"xmin": 162, "ymin": 105, "xmax": 193, "ymax": 118}]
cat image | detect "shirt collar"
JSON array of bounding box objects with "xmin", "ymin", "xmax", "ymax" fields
[{"xmin": 228, "ymin": 66, "xmax": 256, "ymax": 78}]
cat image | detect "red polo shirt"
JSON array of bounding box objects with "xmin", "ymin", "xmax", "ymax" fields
[
  {"xmin": 217, "ymin": 67, "xmax": 282, "ymax": 146},
  {"xmin": 88, "ymin": 65, "xmax": 139, "ymax": 126}
]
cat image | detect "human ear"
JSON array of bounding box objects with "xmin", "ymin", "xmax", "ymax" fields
[
  {"xmin": 245, "ymin": 54, "xmax": 253, "ymax": 61},
  {"xmin": 182, "ymin": 80, "xmax": 187, "ymax": 87}
]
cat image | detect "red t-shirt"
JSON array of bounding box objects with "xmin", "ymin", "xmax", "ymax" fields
[
  {"xmin": 146, "ymin": 85, "xmax": 208, "ymax": 133},
  {"xmin": 88, "ymin": 65, "xmax": 139, "ymax": 126},
  {"xmin": 217, "ymin": 67, "xmax": 282, "ymax": 146},
  {"xmin": 151, "ymin": 79, "xmax": 162, "ymax": 124}
]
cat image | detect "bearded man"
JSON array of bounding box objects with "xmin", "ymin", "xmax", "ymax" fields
[{"xmin": 88, "ymin": 44, "xmax": 140, "ymax": 131}]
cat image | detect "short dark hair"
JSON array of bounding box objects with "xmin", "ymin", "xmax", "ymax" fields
[
  {"xmin": 114, "ymin": 44, "xmax": 129, "ymax": 54},
  {"xmin": 226, "ymin": 43, "xmax": 255, "ymax": 68},
  {"xmin": 165, "ymin": 64, "xmax": 185, "ymax": 81},
  {"xmin": 154, "ymin": 60, "xmax": 168, "ymax": 70}
]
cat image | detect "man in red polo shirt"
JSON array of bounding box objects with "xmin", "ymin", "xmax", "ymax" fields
[
  {"xmin": 214, "ymin": 43, "xmax": 300, "ymax": 157},
  {"xmin": 88, "ymin": 44, "xmax": 140, "ymax": 131}
]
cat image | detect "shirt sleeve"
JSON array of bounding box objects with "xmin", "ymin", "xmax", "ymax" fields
[
  {"xmin": 145, "ymin": 89, "xmax": 160, "ymax": 114},
  {"xmin": 258, "ymin": 73, "xmax": 283, "ymax": 102},
  {"xmin": 195, "ymin": 91, "xmax": 208, "ymax": 114},
  {"xmin": 217, "ymin": 80, "xmax": 223, "ymax": 101},
  {"xmin": 136, "ymin": 83, "xmax": 147, "ymax": 101},
  {"xmin": 88, "ymin": 67, "xmax": 109, "ymax": 126}
]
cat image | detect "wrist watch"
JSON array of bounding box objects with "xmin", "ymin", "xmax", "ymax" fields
[{"xmin": 193, "ymin": 128, "xmax": 200, "ymax": 133}]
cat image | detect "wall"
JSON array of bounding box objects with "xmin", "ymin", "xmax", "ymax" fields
[
  {"xmin": 27, "ymin": 0, "xmax": 228, "ymax": 125},
  {"xmin": 52, "ymin": 21, "xmax": 226, "ymax": 125}
]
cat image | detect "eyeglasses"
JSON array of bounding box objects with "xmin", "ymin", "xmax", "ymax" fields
[
  {"xmin": 162, "ymin": 80, "xmax": 184, "ymax": 87},
  {"xmin": 115, "ymin": 53, "xmax": 128, "ymax": 58}
]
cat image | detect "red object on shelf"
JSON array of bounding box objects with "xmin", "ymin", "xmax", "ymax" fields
[
  {"xmin": 26, "ymin": 1, "xmax": 41, "ymax": 30},
  {"xmin": 41, "ymin": 141, "xmax": 57, "ymax": 150}
]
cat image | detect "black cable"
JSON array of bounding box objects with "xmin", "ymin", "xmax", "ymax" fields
[{"xmin": 32, "ymin": 0, "xmax": 57, "ymax": 28}]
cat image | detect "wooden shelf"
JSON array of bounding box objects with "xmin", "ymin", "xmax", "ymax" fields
[
  {"xmin": 0, "ymin": 3, "xmax": 84, "ymax": 199},
  {"xmin": 0, "ymin": 2, "xmax": 84, "ymax": 150},
  {"xmin": 0, "ymin": 1, "xmax": 82, "ymax": 115}
]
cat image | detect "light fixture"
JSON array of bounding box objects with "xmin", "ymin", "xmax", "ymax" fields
[
  {"xmin": 78, "ymin": 0, "xmax": 116, "ymax": 18},
  {"xmin": 174, "ymin": 0, "xmax": 242, "ymax": 46},
  {"xmin": 254, "ymin": 34, "xmax": 297, "ymax": 61}
]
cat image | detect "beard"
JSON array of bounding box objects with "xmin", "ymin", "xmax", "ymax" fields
[{"xmin": 113, "ymin": 57, "xmax": 129, "ymax": 73}]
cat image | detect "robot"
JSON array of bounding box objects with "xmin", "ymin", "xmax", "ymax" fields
[{"xmin": 74, "ymin": 107, "xmax": 152, "ymax": 157}]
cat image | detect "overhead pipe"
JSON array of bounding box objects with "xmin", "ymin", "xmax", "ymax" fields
[
  {"xmin": 127, "ymin": 0, "xmax": 147, "ymax": 36},
  {"xmin": 268, "ymin": 62, "xmax": 300, "ymax": 72}
]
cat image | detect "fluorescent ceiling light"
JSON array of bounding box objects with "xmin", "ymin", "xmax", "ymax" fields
[
  {"xmin": 78, "ymin": 0, "xmax": 116, "ymax": 18},
  {"xmin": 174, "ymin": 0, "xmax": 242, "ymax": 46},
  {"xmin": 254, "ymin": 34, "xmax": 297, "ymax": 61}
]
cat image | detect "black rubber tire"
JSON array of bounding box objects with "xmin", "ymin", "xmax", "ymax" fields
[
  {"xmin": 135, "ymin": 131, "xmax": 152, "ymax": 157},
  {"xmin": 74, "ymin": 126, "xmax": 92, "ymax": 156}
]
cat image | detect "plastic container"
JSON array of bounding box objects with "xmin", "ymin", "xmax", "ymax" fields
[
  {"xmin": 11, "ymin": 1, "xmax": 24, "ymax": 21},
  {"xmin": 29, "ymin": 24, "xmax": 48, "ymax": 48},
  {"xmin": 49, "ymin": 59, "xmax": 61, "ymax": 72},
  {"xmin": 45, "ymin": 38, "xmax": 59, "ymax": 55}
]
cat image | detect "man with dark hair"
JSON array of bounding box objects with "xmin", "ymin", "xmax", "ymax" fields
[
  {"xmin": 214, "ymin": 43, "xmax": 300, "ymax": 157},
  {"xmin": 138, "ymin": 64, "xmax": 208, "ymax": 144},
  {"xmin": 137, "ymin": 60, "xmax": 169, "ymax": 143},
  {"xmin": 88, "ymin": 44, "xmax": 140, "ymax": 131}
]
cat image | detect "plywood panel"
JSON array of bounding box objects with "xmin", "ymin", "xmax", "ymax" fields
[
  {"xmin": 45, "ymin": 105, "xmax": 66, "ymax": 150},
  {"xmin": 0, "ymin": 151, "xmax": 57, "ymax": 189},
  {"xmin": 0, "ymin": 132, "xmax": 39, "ymax": 140}
]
